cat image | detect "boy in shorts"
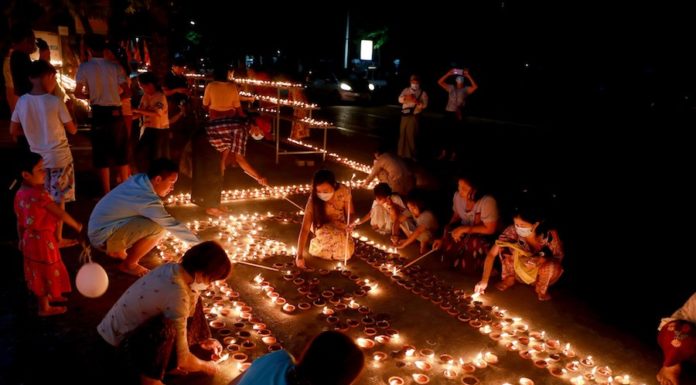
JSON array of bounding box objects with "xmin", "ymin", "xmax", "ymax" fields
[{"xmin": 10, "ymin": 60, "xmax": 78, "ymax": 247}]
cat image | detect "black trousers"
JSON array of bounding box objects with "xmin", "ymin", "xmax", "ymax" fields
[{"xmin": 191, "ymin": 127, "xmax": 223, "ymax": 209}]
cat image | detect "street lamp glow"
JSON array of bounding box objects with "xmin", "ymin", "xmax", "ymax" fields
[
  {"xmin": 190, "ymin": 20, "xmax": 195, "ymax": 25},
  {"xmin": 368, "ymin": 83, "xmax": 375, "ymax": 91}
]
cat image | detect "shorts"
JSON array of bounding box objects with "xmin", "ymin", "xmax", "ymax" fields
[
  {"xmin": 91, "ymin": 105, "xmax": 129, "ymax": 168},
  {"xmin": 100, "ymin": 217, "xmax": 165, "ymax": 253},
  {"xmin": 45, "ymin": 163, "xmax": 76, "ymax": 203}
]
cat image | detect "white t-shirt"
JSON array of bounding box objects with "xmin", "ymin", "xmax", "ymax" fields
[
  {"xmin": 11, "ymin": 93, "xmax": 73, "ymax": 168},
  {"xmin": 139, "ymin": 91, "xmax": 169, "ymax": 129},
  {"xmin": 75, "ymin": 58, "xmax": 125, "ymax": 106},
  {"xmin": 452, "ymin": 193, "xmax": 499, "ymax": 226},
  {"xmin": 203, "ymin": 81, "xmax": 241, "ymax": 111},
  {"xmin": 98, "ymin": 264, "xmax": 197, "ymax": 348}
]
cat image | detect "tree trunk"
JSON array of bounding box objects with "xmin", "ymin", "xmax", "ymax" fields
[
  {"xmin": 78, "ymin": 13, "xmax": 93, "ymax": 35},
  {"xmin": 148, "ymin": 0, "xmax": 169, "ymax": 81}
]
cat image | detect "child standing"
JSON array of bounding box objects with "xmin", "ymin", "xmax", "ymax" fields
[
  {"xmin": 10, "ymin": 60, "xmax": 78, "ymax": 248},
  {"xmin": 134, "ymin": 72, "xmax": 169, "ymax": 172},
  {"xmin": 14, "ymin": 152, "xmax": 83, "ymax": 316}
]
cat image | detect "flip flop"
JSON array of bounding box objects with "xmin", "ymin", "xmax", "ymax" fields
[{"xmin": 119, "ymin": 264, "xmax": 149, "ymax": 277}]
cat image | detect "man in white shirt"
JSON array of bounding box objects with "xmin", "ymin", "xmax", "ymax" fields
[
  {"xmin": 75, "ymin": 34, "xmax": 130, "ymax": 194},
  {"xmin": 657, "ymin": 292, "xmax": 696, "ymax": 385},
  {"xmin": 98, "ymin": 241, "xmax": 229, "ymax": 385}
]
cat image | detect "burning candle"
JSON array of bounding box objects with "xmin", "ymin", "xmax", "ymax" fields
[
  {"xmin": 473, "ymin": 353, "xmax": 487, "ymax": 368},
  {"xmin": 405, "ymin": 348, "xmax": 416, "ymax": 358},
  {"xmin": 483, "ymin": 352, "xmax": 498, "ymax": 364},
  {"xmin": 322, "ymin": 306, "xmax": 334, "ymax": 316},
  {"xmin": 581, "ymin": 356, "xmax": 595, "ymax": 368},
  {"xmin": 411, "ymin": 374, "xmax": 429, "ymax": 384},
  {"xmin": 388, "ymin": 377, "xmax": 404, "ymax": 385},
  {"xmin": 519, "ymin": 378, "xmax": 534, "ymax": 385},
  {"xmin": 372, "ymin": 351, "xmax": 387, "ymax": 362},
  {"xmin": 571, "ymin": 376, "xmax": 586, "ymax": 385},
  {"xmin": 415, "ymin": 360, "xmax": 432, "ymax": 371},
  {"xmin": 615, "ymin": 375, "xmax": 630, "ymax": 385},
  {"xmin": 563, "ymin": 343, "xmax": 576, "ymax": 357}
]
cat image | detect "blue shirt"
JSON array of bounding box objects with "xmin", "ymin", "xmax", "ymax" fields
[
  {"xmin": 88, "ymin": 173, "xmax": 199, "ymax": 246},
  {"xmin": 237, "ymin": 350, "xmax": 295, "ymax": 385}
]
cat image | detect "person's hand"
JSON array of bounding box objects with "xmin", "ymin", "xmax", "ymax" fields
[
  {"xmin": 390, "ymin": 235, "xmax": 400, "ymax": 245},
  {"xmin": 451, "ymin": 226, "xmax": 468, "ymax": 242},
  {"xmin": 432, "ymin": 239, "xmax": 443, "ymax": 250},
  {"xmin": 475, "ymin": 281, "xmax": 488, "ymax": 294},
  {"xmin": 257, "ymin": 176, "xmax": 268, "ymax": 186},
  {"xmin": 76, "ymin": 223, "xmax": 88, "ymax": 244},
  {"xmin": 200, "ymin": 338, "xmax": 223, "ymax": 356},
  {"xmin": 524, "ymin": 257, "xmax": 542, "ymax": 268},
  {"xmin": 346, "ymin": 223, "xmax": 356, "ymax": 233},
  {"xmin": 295, "ymin": 256, "xmax": 306, "ymax": 269}
]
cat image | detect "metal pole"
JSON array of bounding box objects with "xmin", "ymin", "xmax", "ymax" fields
[
  {"xmin": 344, "ymin": 11, "xmax": 350, "ymax": 69},
  {"xmin": 275, "ymin": 87, "xmax": 281, "ymax": 164}
]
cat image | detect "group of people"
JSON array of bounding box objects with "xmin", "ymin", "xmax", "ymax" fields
[
  {"xmin": 294, "ymin": 165, "xmax": 564, "ymax": 302},
  {"xmin": 5, "ymin": 26, "xmax": 694, "ymax": 385},
  {"xmin": 397, "ymin": 68, "xmax": 478, "ymax": 161}
]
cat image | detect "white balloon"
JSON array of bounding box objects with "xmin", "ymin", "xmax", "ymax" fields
[{"xmin": 76, "ymin": 262, "xmax": 109, "ymax": 298}]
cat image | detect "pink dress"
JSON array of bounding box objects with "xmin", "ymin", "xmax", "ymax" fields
[{"xmin": 14, "ymin": 184, "xmax": 72, "ymax": 298}]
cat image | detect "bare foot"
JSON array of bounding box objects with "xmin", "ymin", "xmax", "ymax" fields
[
  {"xmin": 119, "ymin": 263, "xmax": 150, "ymax": 277},
  {"xmin": 38, "ymin": 305, "xmax": 67, "ymax": 316},
  {"xmin": 108, "ymin": 250, "xmax": 128, "ymax": 260},
  {"xmin": 50, "ymin": 295, "xmax": 69, "ymax": 302},
  {"xmin": 495, "ymin": 277, "xmax": 516, "ymax": 291},
  {"xmin": 205, "ymin": 207, "xmax": 225, "ymax": 217},
  {"xmin": 537, "ymin": 292, "xmax": 552, "ymax": 301},
  {"xmin": 58, "ymin": 238, "xmax": 79, "ymax": 248},
  {"xmin": 657, "ymin": 364, "xmax": 681, "ymax": 385}
]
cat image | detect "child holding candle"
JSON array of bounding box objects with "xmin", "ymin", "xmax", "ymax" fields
[
  {"xmin": 14, "ymin": 152, "xmax": 84, "ymax": 316},
  {"xmin": 395, "ymin": 191, "xmax": 439, "ymax": 254},
  {"xmin": 657, "ymin": 292, "xmax": 696, "ymax": 385}
]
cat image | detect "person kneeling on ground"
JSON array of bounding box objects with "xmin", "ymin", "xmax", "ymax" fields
[
  {"xmin": 394, "ymin": 191, "xmax": 439, "ymax": 255},
  {"xmin": 230, "ymin": 331, "xmax": 364, "ymax": 385},
  {"xmin": 475, "ymin": 206, "xmax": 564, "ymax": 301},
  {"xmin": 98, "ymin": 241, "xmax": 231, "ymax": 385},
  {"xmin": 657, "ymin": 292, "xmax": 696, "ymax": 385},
  {"xmin": 296, "ymin": 170, "xmax": 355, "ymax": 268},
  {"xmin": 355, "ymin": 183, "xmax": 412, "ymax": 236},
  {"xmin": 88, "ymin": 158, "xmax": 199, "ymax": 276}
]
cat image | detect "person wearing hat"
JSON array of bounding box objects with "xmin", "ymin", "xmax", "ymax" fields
[
  {"xmin": 397, "ymin": 74, "xmax": 428, "ymax": 160},
  {"xmin": 437, "ymin": 68, "xmax": 478, "ymax": 161}
]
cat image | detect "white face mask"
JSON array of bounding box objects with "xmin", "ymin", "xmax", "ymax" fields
[
  {"xmin": 515, "ymin": 225, "xmax": 533, "ymax": 238},
  {"xmin": 190, "ymin": 279, "xmax": 209, "ymax": 292},
  {"xmin": 410, "ymin": 83, "xmax": 420, "ymax": 90},
  {"xmin": 317, "ymin": 191, "xmax": 334, "ymax": 202}
]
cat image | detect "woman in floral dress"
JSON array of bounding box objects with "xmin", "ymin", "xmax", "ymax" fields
[{"xmin": 296, "ymin": 170, "xmax": 354, "ymax": 268}]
